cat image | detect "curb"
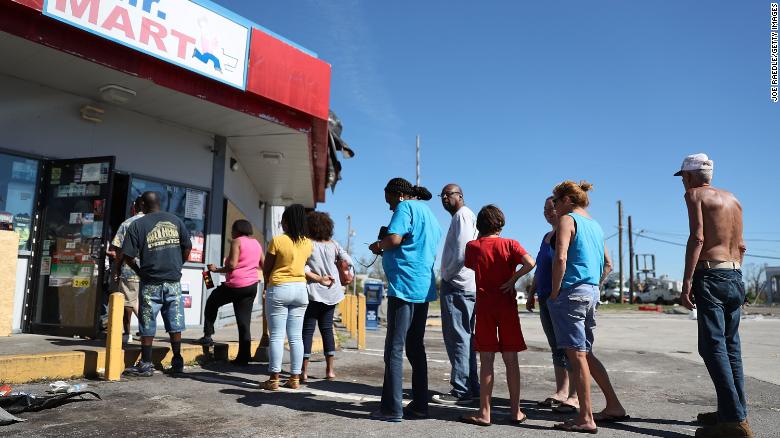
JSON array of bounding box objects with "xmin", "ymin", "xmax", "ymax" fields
[{"xmin": 0, "ymin": 337, "xmax": 325, "ymax": 384}]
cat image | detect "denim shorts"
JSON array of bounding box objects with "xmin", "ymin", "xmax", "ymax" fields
[
  {"xmin": 138, "ymin": 281, "xmax": 185, "ymax": 337},
  {"xmin": 547, "ymin": 284, "xmax": 598, "ymax": 352}
]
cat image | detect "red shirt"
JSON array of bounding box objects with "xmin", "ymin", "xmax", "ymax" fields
[{"xmin": 465, "ymin": 237, "xmax": 527, "ymax": 294}]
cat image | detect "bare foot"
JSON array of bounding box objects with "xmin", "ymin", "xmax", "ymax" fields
[
  {"xmin": 563, "ymin": 397, "xmax": 580, "ymax": 409},
  {"xmin": 510, "ymin": 410, "xmax": 527, "ymax": 423},
  {"xmin": 550, "ymin": 393, "xmax": 568, "ymax": 403},
  {"xmin": 459, "ymin": 415, "xmax": 491, "ymax": 426},
  {"xmin": 553, "ymin": 420, "xmax": 598, "ymax": 433},
  {"xmin": 593, "ymin": 410, "xmax": 629, "ymax": 422}
]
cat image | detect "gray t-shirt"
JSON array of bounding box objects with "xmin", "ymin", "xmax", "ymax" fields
[
  {"xmin": 305, "ymin": 240, "xmax": 353, "ymax": 305},
  {"xmin": 440, "ymin": 206, "xmax": 477, "ymax": 292}
]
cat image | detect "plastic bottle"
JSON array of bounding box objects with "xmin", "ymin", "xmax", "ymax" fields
[{"xmin": 67, "ymin": 383, "xmax": 88, "ymax": 393}]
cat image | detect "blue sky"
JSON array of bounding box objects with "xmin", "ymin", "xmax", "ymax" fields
[{"xmin": 221, "ymin": 1, "xmax": 779, "ymax": 280}]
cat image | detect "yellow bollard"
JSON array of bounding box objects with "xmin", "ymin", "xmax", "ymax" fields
[
  {"xmin": 342, "ymin": 295, "xmax": 352, "ymax": 333},
  {"xmin": 104, "ymin": 292, "xmax": 125, "ymax": 381},
  {"xmin": 350, "ymin": 294, "xmax": 358, "ymax": 338},
  {"xmin": 357, "ymin": 293, "xmax": 366, "ymax": 350},
  {"xmin": 347, "ymin": 294, "xmax": 355, "ymax": 335},
  {"xmin": 338, "ymin": 299, "xmax": 346, "ymax": 328}
]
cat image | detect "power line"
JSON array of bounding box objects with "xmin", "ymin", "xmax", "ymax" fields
[
  {"xmin": 632, "ymin": 233, "xmax": 780, "ymax": 260},
  {"xmin": 641, "ymin": 229, "xmax": 780, "ymax": 243}
]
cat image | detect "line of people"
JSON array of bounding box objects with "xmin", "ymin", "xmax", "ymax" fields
[
  {"xmin": 364, "ymin": 177, "xmax": 623, "ymax": 434},
  {"xmin": 115, "ymin": 151, "xmax": 752, "ymax": 437},
  {"xmin": 118, "ymin": 193, "xmax": 351, "ymax": 387},
  {"xmin": 366, "ymin": 154, "xmax": 752, "ymax": 438}
]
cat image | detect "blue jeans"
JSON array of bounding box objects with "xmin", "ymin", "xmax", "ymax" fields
[
  {"xmin": 266, "ymin": 282, "xmax": 308, "ymax": 374},
  {"xmin": 302, "ymin": 300, "xmax": 337, "ymax": 358},
  {"xmin": 694, "ymin": 268, "xmax": 747, "ymax": 422},
  {"xmin": 548, "ymin": 284, "xmax": 599, "ymax": 352},
  {"xmin": 381, "ymin": 297, "xmax": 429, "ymax": 417},
  {"xmin": 138, "ymin": 281, "xmax": 185, "ymax": 337},
  {"xmin": 440, "ymin": 281, "xmax": 479, "ymax": 398},
  {"xmin": 539, "ymin": 296, "xmax": 568, "ymax": 369}
]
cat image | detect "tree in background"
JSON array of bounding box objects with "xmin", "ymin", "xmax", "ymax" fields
[{"xmin": 743, "ymin": 263, "xmax": 766, "ymax": 303}]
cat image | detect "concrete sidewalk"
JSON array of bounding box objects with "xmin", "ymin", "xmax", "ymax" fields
[{"xmin": 0, "ymin": 316, "xmax": 327, "ymax": 383}]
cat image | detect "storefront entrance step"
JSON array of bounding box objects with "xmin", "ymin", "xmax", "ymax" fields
[{"xmin": 0, "ymin": 336, "xmax": 330, "ymax": 384}]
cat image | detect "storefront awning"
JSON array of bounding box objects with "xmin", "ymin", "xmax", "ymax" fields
[{"xmin": 2, "ymin": 0, "xmax": 336, "ymax": 206}]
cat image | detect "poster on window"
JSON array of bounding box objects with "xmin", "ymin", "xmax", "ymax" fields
[
  {"xmin": 189, "ymin": 233, "xmax": 204, "ymax": 263},
  {"xmin": 185, "ymin": 189, "xmax": 205, "ymax": 220}
]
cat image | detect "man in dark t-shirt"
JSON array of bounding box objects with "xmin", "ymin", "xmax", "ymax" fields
[{"xmin": 122, "ymin": 191, "xmax": 191, "ymax": 377}]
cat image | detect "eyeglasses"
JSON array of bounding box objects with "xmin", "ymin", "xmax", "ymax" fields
[{"xmin": 439, "ymin": 191, "xmax": 462, "ymax": 199}]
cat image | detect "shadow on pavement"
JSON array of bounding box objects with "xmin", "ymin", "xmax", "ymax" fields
[
  {"xmin": 597, "ymin": 422, "xmax": 693, "ymax": 438},
  {"xmin": 175, "ymin": 368, "xmax": 695, "ymax": 437},
  {"xmin": 222, "ymin": 388, "xmax": 373, "ymax": 420}
]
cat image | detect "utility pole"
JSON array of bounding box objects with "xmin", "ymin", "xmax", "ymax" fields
[
  {"xmin": 416, "ymin": 135, "xmax": 421, "ymax": 186},
  {"xmin": 346, "ymin": 215, "xmax": 353, "ymax": 254},
  {"xmin": 628, "ymin": 215, "xmax": 635, "ymax": 304},
  {"xmin": 346, "ymin": 215, "xmax": 357, "ymax": 296},
  {"xmin": 617, "ymin": 201, "xmax": 624, "ymax": 303}
]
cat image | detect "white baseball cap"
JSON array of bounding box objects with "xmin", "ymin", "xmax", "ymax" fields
[{"xmin": 674, "ymin": 153, "xmax": 714, "ymax": 176}]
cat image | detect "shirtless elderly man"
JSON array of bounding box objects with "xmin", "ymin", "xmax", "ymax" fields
[{"xmin": 676, "ymin": 153, "xmax": 753, "ymax": 438}]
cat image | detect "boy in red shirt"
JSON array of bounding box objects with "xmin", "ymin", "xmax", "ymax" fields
[{"xmin": 461, "ymin": 205, "xmax": 536, "ymax": 426}]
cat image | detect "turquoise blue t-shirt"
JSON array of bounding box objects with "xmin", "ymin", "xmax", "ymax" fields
[
  {"xmin": 561, "ymin": 213, "xmax": 605, "ymax": 289},
  {"xmin": 382, "ymin": 200, "xmax": 443, "ymax": 303}
]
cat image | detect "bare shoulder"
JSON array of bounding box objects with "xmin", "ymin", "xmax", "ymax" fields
[
  {"xmin": 685, "ymin": 187, "xmax": 708, "ymax": 202},
  {"xmin": 559, "ymin": 214, "xmax": 575, "ymax": 225}
]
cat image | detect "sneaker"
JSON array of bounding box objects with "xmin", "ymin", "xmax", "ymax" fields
[
  {"xmin": 369, "ymin": 410, "xmax": 403, "ymax": 423},
  {"xmin": 695, "ymin": 421, "xmax": 754, "ymax": 438},
  {"xmin": 171, "ymin": 356, "xmax": 184, "ymax": 374},
  {"xmin": 123, "ymin": 361, "xmax": 154, "ymax": 377},
  {"xmin": 432, "ymin": 392, "xmax": 473, "ymax": 406},
  {"xmin": 193, "ymin": 336, "xmax": 214, "ymax": 346}
]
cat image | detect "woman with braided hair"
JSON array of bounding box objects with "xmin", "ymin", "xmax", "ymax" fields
[{"xmin": 368, "ymin": 178, "xmax": 442, "ymax": 422}]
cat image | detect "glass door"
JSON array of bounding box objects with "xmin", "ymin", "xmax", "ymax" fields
[{"xmin": 29, "ymin": 157, "xmax": 114, "ymax": 337}]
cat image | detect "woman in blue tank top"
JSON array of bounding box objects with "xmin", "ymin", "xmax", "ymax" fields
[{"xmin": 547, "ymin": 181, "xmax": 627, "ymax": 434}]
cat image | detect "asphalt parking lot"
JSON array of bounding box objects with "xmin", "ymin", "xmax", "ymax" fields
[{"xmin": 4, "ymin": 311, "xmax": 779, "ymax": 437}]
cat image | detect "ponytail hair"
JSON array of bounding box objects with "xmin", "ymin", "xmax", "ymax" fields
[
  {"xmin": 553, "ymin": 180, "xmax": 594, "ymax": 208},
  {"xmin": 413, "ymin": 186, "xmax": 432, "ymax": 201},
  {"xmin": 384, "ymin": 177, "xmax": 432, "ymax": 201}
]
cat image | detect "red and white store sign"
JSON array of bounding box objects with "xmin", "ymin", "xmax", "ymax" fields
[{"xmin": 43, "ymin": 0, "xmax": 249, "ymax": 89}]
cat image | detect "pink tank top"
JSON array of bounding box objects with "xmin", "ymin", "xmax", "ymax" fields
[{"xmin": 224, "ymin": 236, "xmax": 262, "ymax": 288}]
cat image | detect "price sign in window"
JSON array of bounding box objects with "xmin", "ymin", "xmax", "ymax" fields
[{"xmin": 129, "ymin": 177, "xmax": 208, "ymax": 263}]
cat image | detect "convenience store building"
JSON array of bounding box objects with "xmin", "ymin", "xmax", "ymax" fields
[{"xmin": 0, "ymin": 0, "xmax": 347, "ymax": 337}]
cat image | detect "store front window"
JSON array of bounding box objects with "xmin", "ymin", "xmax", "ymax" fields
[
  {"xmin": 129, "ymin": 177, "xmax": 208, "ymax": 263},
  {"xmin": 0, "ymin": 152, "xmax": 39, "ymax": 252}
]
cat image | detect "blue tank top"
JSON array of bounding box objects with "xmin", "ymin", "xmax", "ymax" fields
[
  {"xmin": 561, "ymin": 213, "xmax": 605, "ymax": 290},
  {"xmin": 534, "ymin": 235, "xmax": 554, "ymax": 299}
]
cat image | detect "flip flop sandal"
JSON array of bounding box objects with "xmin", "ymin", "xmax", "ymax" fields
[
  {"xmin": 537, "ymin": 397, "xmax": 561, "ymax": 407},
  {"xmin": 459, "ymin": 415, "xmax": 491, "ymax": 427},
  {"xmin": 553, "ymin": 422, "xmax": 598, "ymax": 434},
  {"xmin": 508, "ymin": 414, "xmax": 528, "ymax": 425},
  {"xmin": 553, "ymin": 403, "xmax": 579, "ymax": 414},
  {"xmin": 594, "ymin": 413, "xmax": 631, "ymax": 423}
]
